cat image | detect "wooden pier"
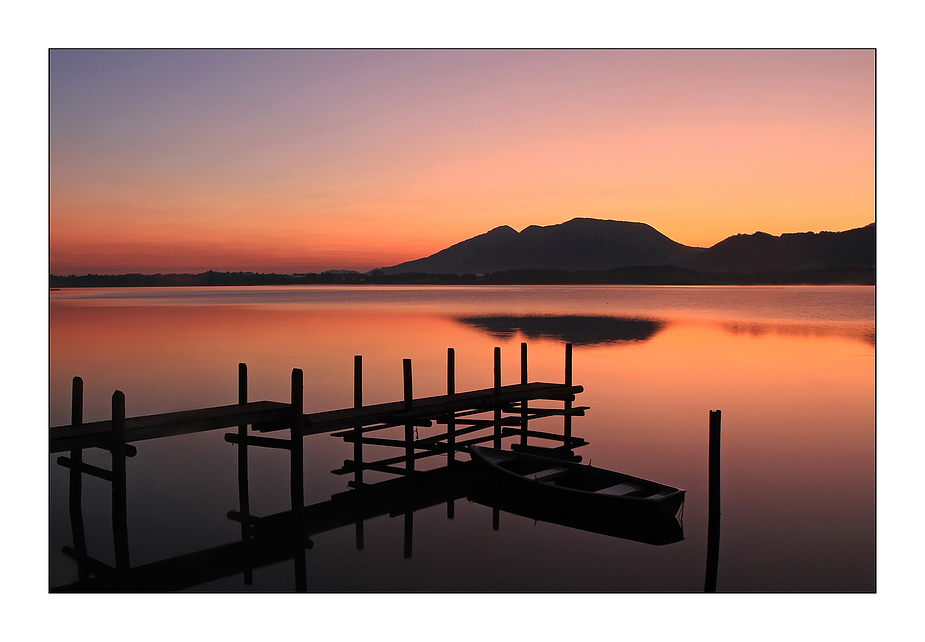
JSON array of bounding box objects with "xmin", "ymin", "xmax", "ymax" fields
[{"xmin": 51, "ymin": 343, "xmax": 594, "ymax": 591}]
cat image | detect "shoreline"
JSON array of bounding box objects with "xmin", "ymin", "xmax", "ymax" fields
[{"xmin": 48, "ymin": 266, "xmax": 875, "ymax": 288}]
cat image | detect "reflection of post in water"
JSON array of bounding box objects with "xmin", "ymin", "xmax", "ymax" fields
[
  {"xmin": 354, "ymin": 355, "xmax": 365, "ymax": 550},
  {"xmin": 705, "ymin": 410, "xmax": 722, "ymax": 592},
  {"xmin": 237, "ymin": 363, "xmax": 253, "ymax": 584},
  {"xmin": 52, "ymin": 348, "xmax": 593, "ymax": 590},
  {"xmin": 403, "ymin": 511, "xmax": 413, "ymax": 559},
  {"xmin": 57, "ymin": 383, "xmax": 135, "ymax": 586},
  {"xmin": 68, "ymin": 377, "xmax": 89, "ymax": 582}
]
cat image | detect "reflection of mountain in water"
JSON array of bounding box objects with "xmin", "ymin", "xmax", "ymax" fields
[
  {"xmin": 457, "ymin": 315, "xmax": 666, "ymax": 346},
  {"xmin": 719, "ymin": 321, "xmax": 875, "ymax": 346}
]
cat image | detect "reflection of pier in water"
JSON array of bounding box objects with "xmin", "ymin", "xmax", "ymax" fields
[{"xmin": 50, "ymin": 343, "xmax": 688, "ymax": 592}]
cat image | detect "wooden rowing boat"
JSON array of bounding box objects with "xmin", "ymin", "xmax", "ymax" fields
[{"xmin": 469, "ymin": 445, "xmax": 685, "ymax": 521}]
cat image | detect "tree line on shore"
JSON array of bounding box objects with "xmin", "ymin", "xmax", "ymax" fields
[{"xmin": 49, "ymin": 265, "xmax": 874, "ymax": 288}]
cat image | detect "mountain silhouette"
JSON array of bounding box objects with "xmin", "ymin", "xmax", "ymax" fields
[
  {"xmin": 681, "ymin": 223, "xmax": 875, "ymax": 272},
  {"xmin": 381, "ymin": 218, "xmax": 704, "ymax": 274},
  {"xmin": 380, "ymin": 218, "xmax": 874, "ymax": 275}
]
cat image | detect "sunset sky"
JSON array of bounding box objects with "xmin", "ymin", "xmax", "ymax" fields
[{"xmin": 50, "ymin": 49, "xmax": 874, "ymax": 275}]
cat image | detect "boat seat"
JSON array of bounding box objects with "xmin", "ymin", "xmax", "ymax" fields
[
  {"xmin": 526, "ymin": 466, "xmax": 570, "ymax": 482},
  {"xmin": 598, "ymin": 482, "xmax": 644, "ymax": 496}
]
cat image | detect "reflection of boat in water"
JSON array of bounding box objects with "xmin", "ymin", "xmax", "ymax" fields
[
  {"xmin": 468, "ymin": 484, "xmax": 684, "ymax": 546},
  {"xmin": 469, "ymin": 445, "xmax": 685, "ymax": 526}
]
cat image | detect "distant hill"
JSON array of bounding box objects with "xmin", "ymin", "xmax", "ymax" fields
[
  {"xmin": 681, "ymin": 223, "xmax": 875, "ymax": 272},
  {"xmin": 49, "ymin": 220, "xmax": 876, "ymax": 288},
  {"xmin": 380, "ymin": 218, "xmax": 704, "ymax": 274},
  {"xmin": 381, "ymin": 218, "xmax": 875, "ymax": 275}
]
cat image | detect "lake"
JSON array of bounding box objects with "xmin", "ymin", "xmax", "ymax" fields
[{"xmin": 49, "ymin": 285, "xmax": 875, "ymax": 592}]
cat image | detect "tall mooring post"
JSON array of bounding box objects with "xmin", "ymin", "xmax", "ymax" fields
[{"xmin": 705, "ymin": 409, "xmax": 722, "ymax": 592}]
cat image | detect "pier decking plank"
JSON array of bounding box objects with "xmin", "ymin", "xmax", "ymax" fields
[
  {"xmin": 49, "ymin": 401, "xmax": 291, "ymax": 453},
  {"xmin": 50, "ymin": 382, "xmax": 583, "ymax": 453},
  {"xmin": 298, "ymin": 382, "xmax": 583, "ymax": 435}
]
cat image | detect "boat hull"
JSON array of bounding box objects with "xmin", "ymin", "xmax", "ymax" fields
[{"xmin": 469, "ymin": 446, "xmax": 686, "ymax": 522}]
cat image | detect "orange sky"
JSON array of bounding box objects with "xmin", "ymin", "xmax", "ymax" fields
[{"xmin": 50, "ymin": 49, "xmax": 874, "ymax": 274}]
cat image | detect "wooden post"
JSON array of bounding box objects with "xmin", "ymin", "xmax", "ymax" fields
[
  {"xmin": 292, "ymin": 368, "xmax": 308, "ymax": 594},
  {"xmin": 705, "ymin": 409, "xmax": 722, "ymax": 592},
  {"xmin": 68, "ymin": 377, "xmax": 88, "ymax": 581},
  {"xmin": 354, "ymin": 355, "xmax": 365, "ymax": 550},
  {"xmin": 403, "ymin": 359, "xmax": 414, "ymax": 474},
  {"xmin": 563, "ymin": 343, "xmax": 573, "ymax": 447},
  {"xmin": 493, "ymin": 347, "xmax": 502, "ymax": 448},
  {"xmin": 446, "ymin": 348, "xmax": 457, "ymax": 516},
  {"xmin": 238, "ymin": 364, "xmax": 250, "ymax": 517},
  {"xmin": 290, "ymin": 369, "xmax": 304, "ymax": 515},
  {"xmin": 520, "ymin": 343, "xmax": 528, "ymax": 447},
  {"xmin": 353, "ymin": 355, "xmax": 363, "ymax": 487},
  {"xmin": 237, "ymin": 363, "xmax": 252, "ymax": 585},
  {"xmin": 71, "ymin": 376, "xmax": 83, "ymax": 425},
  {"xmin": 492, "ymin": 507, "xmax": 500, "ymax": 531},
  {"xmin": 111, "ymin": 390, "xmax": 130, "ymax": 573},
  {"xmin": 447, "ymin": 348, "xmax": 456, "ymax": 466},
  {"xmin": 565, "ymin": 342, "xmax": 573, "ymax": 388}
]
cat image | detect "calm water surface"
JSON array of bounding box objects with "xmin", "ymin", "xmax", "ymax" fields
[{"xmin": 49, "ymin": 285, "xmax": 875, "ymax": 592}]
